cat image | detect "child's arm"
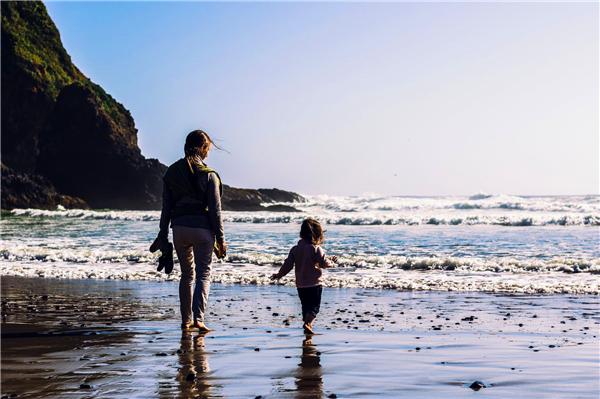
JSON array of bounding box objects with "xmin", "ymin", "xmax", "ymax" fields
[
  {"xmin": 316, "ymin": 247, "xmax": 337, "ymax": 269},
  {"xmin": 270, "ymin": 247, "xmax": 295, "ymax": 280}
]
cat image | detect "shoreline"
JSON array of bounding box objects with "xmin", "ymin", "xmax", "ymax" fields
[
  {"xmin": 2, "ymin": 262, "xmax": 598, "ymax": 295},
  {"xmin": 2, "ymin": 276, "xmax": 598, "ymax": 398},
  {"xmin": 2, "ymin": 273, "xmax": 600, "ymax": 298}
]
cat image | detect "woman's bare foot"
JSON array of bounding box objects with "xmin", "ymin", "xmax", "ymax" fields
[
  {"xmin": 303, "ymin": 322, "xmax": 315, "ymax": 335},
  {"xmin": 181, "ymin": 322, "xmax": 193, "ymax": 330},
  {"xmin": 193, "ymin": 320, "xmax": 212, "ymax": 332}
]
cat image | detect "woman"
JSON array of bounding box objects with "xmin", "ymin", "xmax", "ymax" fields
[{"xmin": 152, "ymin": 130, "xmax": 227, "ymax": 332}]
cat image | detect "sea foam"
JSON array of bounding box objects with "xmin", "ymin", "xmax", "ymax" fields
[
  {"xmin": 1, "ymin": 260, "xmax": 597, "ymax": 295},
  {"xmin": 9, "ymin": 207, "xmax": 600, "ymax": 226},
  {"xmin": 3, "ymin": 194, "xmax": 599, "ymax": 294}
]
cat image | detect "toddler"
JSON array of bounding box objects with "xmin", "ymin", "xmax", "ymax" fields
[{"xmin": 271, "ymin": 218, "xmax": 337, "ymax": 334}]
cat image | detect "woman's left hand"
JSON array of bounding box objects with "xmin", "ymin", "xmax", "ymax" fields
[{"xmin": 149, "ymin": 233, "xmax": 168, "ymax": 253}]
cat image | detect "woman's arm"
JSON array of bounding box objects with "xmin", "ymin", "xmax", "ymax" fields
[
  {"xmin": 150, "ymin": 181, "xmax": 172, "ymax": 252},
  {"xmin": 207, "ymin": 172, "xmax": 225, "ymax": 243},
  {"xmin": 158, "ymin": 181, "xmax": 172, "ymax": 238}
]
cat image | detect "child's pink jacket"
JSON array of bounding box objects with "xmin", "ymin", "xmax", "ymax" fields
[{"xmin": 276, "ymin": 239, "xmax": 334, "ymax": 288}]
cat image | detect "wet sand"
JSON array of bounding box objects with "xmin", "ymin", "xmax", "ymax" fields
[{"xmin": 1, "ymin": 276, "xmax": 598, "ymax": 398}]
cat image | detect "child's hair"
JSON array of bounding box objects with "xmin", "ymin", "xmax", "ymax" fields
[{"xmin": 300, "ymin": 218, "xmax": 324, "ymax": 245}]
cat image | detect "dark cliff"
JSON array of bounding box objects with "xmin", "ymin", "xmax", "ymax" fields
[
  {"xmin": 1, "ymin": 1, "xmax": 304, "ymax": 211},
  {"xmin": 37, "ymin": 83, "xmax": 165, "ymax": 209}
]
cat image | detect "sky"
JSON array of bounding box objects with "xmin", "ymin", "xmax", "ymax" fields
[{"xmin": 45, "ymin": 1, "xmax": 598, "ymax": 196}]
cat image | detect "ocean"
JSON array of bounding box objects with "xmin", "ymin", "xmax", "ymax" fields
[{"xmin": 1, "ymin": 194, "xmax": 598, "ymax": 294}]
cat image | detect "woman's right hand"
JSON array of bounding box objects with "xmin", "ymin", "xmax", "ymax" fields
[{"xmin": 214, "ymin": 240, "xmax": 227, "ymax": 259}]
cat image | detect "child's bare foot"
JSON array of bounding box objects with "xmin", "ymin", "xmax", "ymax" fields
[
  {"xmin": 193, "ymin": 320, "xmax": 212, "ymax": 332},
  {"xmin": 303, "ymin": 322, "xmax": 315, "ymax": 335}
]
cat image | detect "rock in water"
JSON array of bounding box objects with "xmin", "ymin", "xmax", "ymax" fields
[
  {"xmin": 1, "ymin": 164, "xmax": 88, "ymax": 209},
  {"xmin": 469, "ymin": 381, "xmax": 486, "ymax": 391},
  {"xmin": 220, "ymin": 186, "xmax": 305, "ymax": 211}
]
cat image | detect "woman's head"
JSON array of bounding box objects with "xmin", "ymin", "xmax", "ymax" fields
[
  {"xmin": 300, "ymin": 218, "xmax": 324, "ymax": 245},
  {"xmin": 184, "ymin": 130, "xmax": 214, "ymax": 160}
]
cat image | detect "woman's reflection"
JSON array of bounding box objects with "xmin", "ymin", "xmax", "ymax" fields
[
  {"xmin": 177, "ymin": 331, "xmax": 213, "ymax": 398},
  {"xmin": 295, "ymin": 337, "xmax": 323, "ymax": 398}
]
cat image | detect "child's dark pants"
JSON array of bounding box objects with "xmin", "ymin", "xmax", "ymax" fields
[{"xmin": 297, "ymin": 285, "xmax": 322, "ymax": 321}]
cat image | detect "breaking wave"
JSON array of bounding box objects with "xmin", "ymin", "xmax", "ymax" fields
[
  {"xmin": 8, "ymin": 208, "xmax": 600, "ymax": 226},
  {"xmin": 2, "ymin": 245, "xmax": 598, "ymax": 275},
  {"xmin": 3, "ymin": 193, "xmax": 598, "ymax": 295},
  {"xmin": 303, "ymin": 194, "xmax": 600, "ymax": 213},
  {"xmin": 1, "ymin": 257, "xmax": 598, "ymax": 295}
]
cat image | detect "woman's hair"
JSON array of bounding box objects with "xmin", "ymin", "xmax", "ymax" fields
[
  {"xmin": 300, "ymin": 218, "xmax": 324, "ymax": 245},
  {"xmin": 184, "ymin": 130, "xmax": 222, "ymax": 161}
]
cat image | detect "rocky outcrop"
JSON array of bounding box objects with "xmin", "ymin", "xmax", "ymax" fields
[
  {"xmin": 37, "ymin": 83, "xmax": 165, "ymax": 209},
  {"xmin": 1, "ymin": 1, "xmax": 304, "ymax": 211},
  {"xmin": 1, "ymin": 164, "xmax": 88, "ymax": 210},
  {"xmin": 1, "ymin": 1, "xmax": 84, "ymax": 173},
  {"xmin": 1, "ymin": 1, "xmax": 165, "ymax": 210},
  {"xmin": 222, "ymin": 186, "xmax": 304, "ymax": 211}
]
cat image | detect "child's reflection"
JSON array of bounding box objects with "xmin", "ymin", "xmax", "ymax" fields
[
  {"xmin": 295, "ymin": 337, "xmax": 323, "ymax": 398},
  {"xmin": 177, "ymin": 331, "xmax": 212, "ymax": 398}
]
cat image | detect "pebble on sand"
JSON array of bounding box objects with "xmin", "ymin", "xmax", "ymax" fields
[{"xmin": 469, "ymin": 381, "xmax": 486, "ymax": 391}]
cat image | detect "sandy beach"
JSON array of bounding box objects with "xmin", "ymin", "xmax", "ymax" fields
[
  {"xmin": 2, "ymin": 276, "xmax": 598, "ymax": 398},
  {"xmin": 2, "ymin": 1, "xmax": 598, "ymax": 398}
]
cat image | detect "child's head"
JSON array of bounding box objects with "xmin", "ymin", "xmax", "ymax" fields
[{"xmin": 300, "ymin": 218, "xmax": 324, "ymax": 245}]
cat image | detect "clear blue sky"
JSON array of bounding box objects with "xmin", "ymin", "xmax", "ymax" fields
[{"xmin": 45, "ymin": 1, "xmax": 598, "ymax": 196}]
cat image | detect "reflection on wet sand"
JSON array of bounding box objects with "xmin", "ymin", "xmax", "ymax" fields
[
  {"xmin": 295, "ymin": 337, "xmax": 323, "ymax": 398},
  {"xmin": 174, "ymin": 331, "xmax": 214, "ymax": 398},
  {"xmin": 3, "ymin": 277, "xmax": 599, "ymax": 398}
]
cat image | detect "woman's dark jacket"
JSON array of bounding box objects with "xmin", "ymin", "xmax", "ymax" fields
[{"xmin": 158, "ymin": 158, "xmax": 224, "ymax": 241}]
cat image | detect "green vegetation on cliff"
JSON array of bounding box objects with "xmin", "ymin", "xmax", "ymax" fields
[
  {"xmin": 1, "ymin": 1, "xmax": 135, "ymax": 147},
  {"xmin": 1, "ymin": 1, "xmax": 152, "ymax": 208},
  {"xmin": 2, "ymin": 1, "xmax": 82, "ymax": 98}
]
